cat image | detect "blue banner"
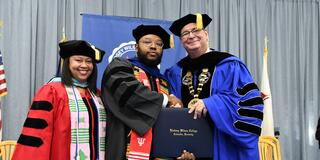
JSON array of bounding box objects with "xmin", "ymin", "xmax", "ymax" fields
[{"xmin": 82, "ymin": 14, "xmax": 186, "ymax": 88}]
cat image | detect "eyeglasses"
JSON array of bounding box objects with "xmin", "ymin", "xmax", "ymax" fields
[
  {"xmin": 139, "ymin": 40, "xmax": 164, "ymax": 48},
  {"xmin": 180, "ymin": 28, "xmax": 203, "ymax": 39}
]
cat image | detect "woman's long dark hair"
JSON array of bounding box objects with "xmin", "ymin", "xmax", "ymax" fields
[{"xmin": 61, "ymin": 57, "xmax": 98, "ymax": 93}]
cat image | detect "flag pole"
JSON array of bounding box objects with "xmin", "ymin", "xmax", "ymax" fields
[
  {"xmin": 260, "ymin": 36, "xmax": 274, "ymax": 136},
  {"xmin": 56, "ymin": 28, "xmax": 67, "ymax": 77},
  {"xmin": 258, "ymin": 36, "xmax": 281, "ymax": 160}
]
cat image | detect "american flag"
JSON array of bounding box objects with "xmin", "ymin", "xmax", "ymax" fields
[
  {"xmin": 0, "ymin": 50, "xmax": 6, "ymax": 140},
  {"xmin": 0, "ymin": 50, "xmax": 7, "ymax": 97}
]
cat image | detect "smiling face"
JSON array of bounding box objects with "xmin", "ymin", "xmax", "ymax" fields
[
  {"xmin": 135, "ymin": 34, "xmax": 164, "ymax": 67},
  {"xmin": 69, "ymin": 55, "xmax": 93, "ymax": 82},
  {"xmin": 180, "ymin": 23, "xmax": 209, "ymax": 59}
]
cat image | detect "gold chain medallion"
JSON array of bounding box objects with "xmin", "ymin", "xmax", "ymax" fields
[
  {"xmin": 185, "ymin": 68, "xmax": 211, "ymax": 108},
  {"xmin": 188, "ymin": 98, "xmax": 200, "ymax": 108}
]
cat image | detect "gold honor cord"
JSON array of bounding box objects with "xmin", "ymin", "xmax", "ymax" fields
[{"xmin": 185, "ymin": 68, "xmax": 211, "ymax": 108}]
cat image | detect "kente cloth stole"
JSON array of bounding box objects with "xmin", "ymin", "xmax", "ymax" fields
[
  {"xmin": 133, "ymin": 66, "xmax": 169, "ymax": 94},
  {"xmin": 93, "ymin": 92, "xmax": 107, "ymax": 160},
  {"xmin": 126, "ymin": 66, "xmax": 169, "ymax": 160},
  {"xmin": 66, "ymin": 86, "xmax": 106, "ymax": 160}
]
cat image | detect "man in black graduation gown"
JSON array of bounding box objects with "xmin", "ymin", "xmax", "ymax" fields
[{"xmin": 101, "ymin": 24, "xmax": 188, "ymax": 160}]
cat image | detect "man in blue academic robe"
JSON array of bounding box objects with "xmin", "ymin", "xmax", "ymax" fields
[{"xmin": 165, "ymin": 13, "xmax": 264, "ymax": 160}]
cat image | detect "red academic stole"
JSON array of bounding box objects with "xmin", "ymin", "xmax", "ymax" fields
[{"xmin": 126, "ymin": 66, "xmax": 169, "ymax": 160}]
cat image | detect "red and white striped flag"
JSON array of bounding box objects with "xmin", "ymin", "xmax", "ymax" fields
[
  {"xmin": 0, "ymin": 50, "xmax": 7, "ymax": 141},
  {"xmin": 0, "ymin": 51, "xmax": 7, "ymax": 97}
]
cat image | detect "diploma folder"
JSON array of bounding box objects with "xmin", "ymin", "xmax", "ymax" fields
[{"xmin": 152, "ymin": 108, "xmax": 213, "ymax": 158}]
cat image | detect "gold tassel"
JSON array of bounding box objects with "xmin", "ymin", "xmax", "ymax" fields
[
  {"xmin": 58, "ymin": 28, "xmax": 67, "ymax": 75},
  {"xmin": 259, "ymin": 136, "xmax": 282, "ymax": 160},
  {"xmin": 59, "ymin": 27, "xmax": 67, "ymax": 43},
  {"xmin": 170, "ymin": 34, "xmax": 174, "ymax": 48},
  {"xmin": 60, "ymin": 58, "xmax": 64, "ymax": 74},
  {"xmin": 196, "ymin": 13, "xmax": 203, "ymax": 30},
  {"xmin": 91, "ymin": 45, "xmax": 100, "ymax": 61}
]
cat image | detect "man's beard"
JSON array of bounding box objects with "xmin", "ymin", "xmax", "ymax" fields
[{"xmin": 137, "ymin": 52, "xmax": 162, "ymax": 67}]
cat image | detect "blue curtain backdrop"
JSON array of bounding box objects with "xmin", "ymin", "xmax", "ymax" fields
[{"xmin": 82, "ymin": 14, "xmax": 186, "ymax": 88}]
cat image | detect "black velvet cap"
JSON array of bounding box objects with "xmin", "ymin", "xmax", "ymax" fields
[
  {"xmin": 132, "ymin": 24, "xmax": 171, "ymax": 49},
  {"xmin": 169, "ymin": 14, "xmax": 212, "ymax": 37},
  {"xmin": 59, "ymin": 40, "xmax": 105, "ymax": 63}
]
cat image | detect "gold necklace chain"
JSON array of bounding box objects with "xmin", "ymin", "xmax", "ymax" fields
[{"xmin": 183, "ymin": 68, "xmax": 211, "ymax": 108}]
